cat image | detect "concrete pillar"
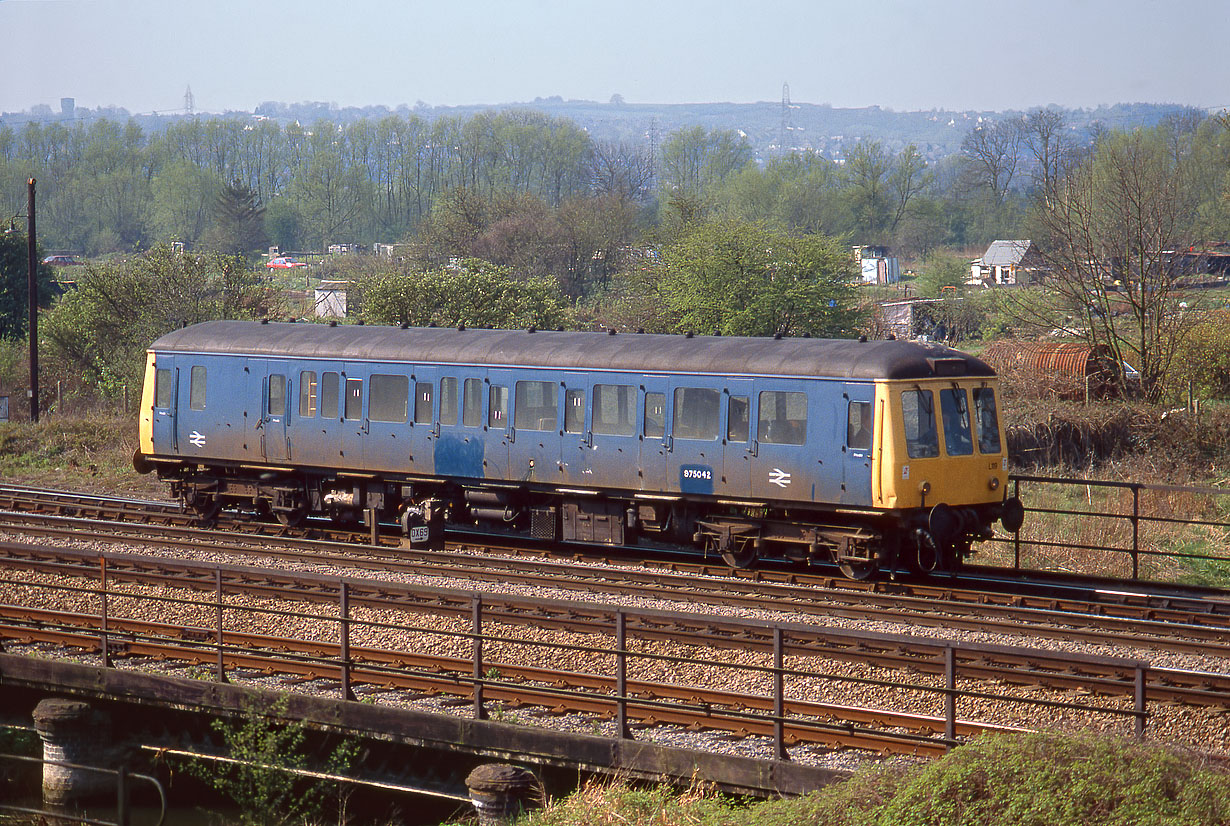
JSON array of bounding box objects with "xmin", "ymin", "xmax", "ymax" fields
[
  {"xmin": 32, "ymin": 698, "xmax": 113, "ymax": 807},
  {"xmin": 465, "ymin": 763, "xmax": 539, "ymax": 825}
]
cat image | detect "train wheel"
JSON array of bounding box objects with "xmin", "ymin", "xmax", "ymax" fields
[
  {"xmin": 838, "ymin": 560, "xmax": 876, "ymax": 580},
  {"xmin": 275, "ymin": 507, "xmax": 307, "ymax": 527},
  {"xmin": 188, "ymin": 494, "xmax": 220, "ymax": 527},
  {"xmin": 717, "ymin": 537, "xmax": 758, "ymax": 569}
]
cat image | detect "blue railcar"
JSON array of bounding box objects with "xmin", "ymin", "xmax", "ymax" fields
[{"xmin": 135, "ymin": 321, "xmax": 1023, "ymax": 577}]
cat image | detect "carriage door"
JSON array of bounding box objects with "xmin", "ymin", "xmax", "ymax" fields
[
  {"xmin": 721, "ymin": 380, "xmax": 753, "ymax": 497},
  {"xmin": 588, "ymin": 378, "xmax": 640, "ymax": 490},
  {"xmin": 151, "ymin": 360, "xmax": 179, "ymax": 454},
  {"xmin": 637, "ymin": 376, "xmax": 669, "ymax": 492},
  {"xmin": 508, "ymin": 376, "xmax": 561, "ymax": 485},
  {"xmin": 434, "ymin": 375, "xmax": 485, "ymax": 480},
  {"xmin": 483, "ymin": 370, "xmax": 513, "ymax": 481},
  {"xmin": 841, "ymin": 383, "xmax": 875, "ymax": 505},
  {"xmin": 560, "ymin": 373, "xmax": 590, "ymax": 485},
  {"xmin": 255, "ymin": 361, "xmax": 289, "ymax": 463},
  {"xmin": 750, "ymin": 384, "xmax": 811, "ymax": 502},
  {"xmin": 364, "ymin": 371, "xmax": 411, "ymax": 475},
  {"xmin": 667, "ymin": 380, "xmax": 724, "ymax": 496}
]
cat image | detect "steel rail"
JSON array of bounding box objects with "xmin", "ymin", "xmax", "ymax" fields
[
  {"xmin": 1, "ymin": 546, "xmax": 1218, "ymax": 712},
  {"xmin": 1, "ymin": 508, "xmax": 1229, "ymax": 661}
]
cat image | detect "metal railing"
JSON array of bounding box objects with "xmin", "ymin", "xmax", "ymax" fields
[
  {"xmin": 1, "ymin": 556, "xmax": 1156, "ymax": 763},
  {"xmin": 0, "ymin": 754, "xmax": 165, "ymax": 826},
  {"xmin": 1003, "ymin": 474, "xmax": 1230, "ymax": 581}
]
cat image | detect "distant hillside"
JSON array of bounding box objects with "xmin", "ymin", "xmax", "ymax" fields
[{"xmin": 3, "ymin": 97, "xmax": 1203, "ymax": 163}]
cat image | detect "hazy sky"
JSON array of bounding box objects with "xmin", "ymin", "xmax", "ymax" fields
[{"xmin": 1, "ymin": 0, "xmax": 1227, "ymax": 115}]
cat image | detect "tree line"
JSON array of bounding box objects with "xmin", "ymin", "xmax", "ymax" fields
[
  {"xmin": 4, "ymin": 106, "xmax": 1230, "ymax": 410},
  {"xmin": 11, "ymin": 106, "xmax": 1227, "ymax": 275}
]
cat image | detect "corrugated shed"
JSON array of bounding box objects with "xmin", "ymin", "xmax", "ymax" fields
[{"xmin": 981, "ymin": 340, "xmax": 1120, "ymax": 399}]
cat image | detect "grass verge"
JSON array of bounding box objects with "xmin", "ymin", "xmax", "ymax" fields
[{"xmin": 514, "ymin": 733, "xmax": 1229, "ymax": 826}]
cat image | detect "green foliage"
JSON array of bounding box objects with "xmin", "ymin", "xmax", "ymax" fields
[
  {"xmin": 202, "ymin": 181, "xmax": 269, "ymax": 255},
  {"xmin": 520, "ymin": 733, "xmax": 1230, "ymax": 826},
  {"xmin": 659, "ymin": 126, "xmax": 754, "ymax": 201},
  {"xmin": 1158, "ymin": 309, "xmax": 1230, "ymax": 404},
  {"xmin": 360, "ymin": 258, "xmax": 570, "ymax": 329},
  {"xmin": 915, "ymin": 250, "xmax": 969, "ymax": 298},
  {"xmin": 185, "ymin": 696, "xmax": 360, "ymax": 826},
  {"xmin": 41, "ymin": 245, "xmax": 277, "ymax": 394},
  {"xmin": 652, "ymin": 219, "xmax": 863, "ymax": 337},
  {"xmin": 0, "ymin": 231, "xmax": 57, "ymax": 341},
  {"xmin": 876, "ymin": 733, "xmax": 1229, "ymax": 826}
]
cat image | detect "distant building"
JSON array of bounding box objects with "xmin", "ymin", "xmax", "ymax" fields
[
  {"xmin": 971, "ymin": 240, "xmax": 1046, "ymax": 286},
  {"xmin": 60, "ymin": 98, "xmax": 75, "ymax": 119},
  {"xmin": 853, "ymin": 245, "xmax": 901, "ymax": 285},
  {"xmin": 314, "ymin": 281, "xmax": 349, "ymax": 319}
]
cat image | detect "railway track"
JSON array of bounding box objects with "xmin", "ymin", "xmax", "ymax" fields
[
  {"xmin": 2, "ymin": 484, "xmax": 1229, "ymax": 660},
  {"xmin": 2, "ymin": 539, "xmax": 1226, "ymax": 712},
  {"xmin": 2, "ymin": 543, "xmax": 1171, "ymax": 760}
]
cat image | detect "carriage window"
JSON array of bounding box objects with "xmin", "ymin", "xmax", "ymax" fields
[
  {"xmin": 463, "ymin": 378, "xmax": 483, "ymax": 427},
  {"xmin": 644, "ymin": 392, "xmax": 665, "ymax": 438},
  {"xmin": 268, "ymin": 374, "xmax": 286, "ymax": 416},
  {"xmin": 727, "ymin": 395, "xmax": 749, "ymax": 442},
  {"xmin": 757, "ymin": 391, "xmax": 806, "ymax": 445},
  {"xmin": 673, "ymin": 387, "xmax": 720, "ymax": 440},
  {"xmin": 489, "ymin": 385, "xmax": 509, "ymax": 428},
  {"xmin": 189, "ymin": 366, "xmax": 207, "ymax": 410},
  {"xmin": 564, "ymin": 388, "xmax": 585, "ymax": 434},
  {"xmin": 321, "ymin": 372, "xmax": 339, "ymax": 419},
  {"xmin": 344, "ymin": 377, "xmax": 362, "ymax": 420},
  {"xmin": 154, "ymin": 368, "xmax": 173, "ymax": 408},
  {"xmin": 414, "ymin": 381, "xmax": 433, "ymax": 424},
  {"xmin": 298, "ymin": 371, "xmax": 318, "ymax": 417},
  {"xmin": 439, "ymin": 377, "xmax": 459, "ymax": 426},
  {"xmin": 902, "ymin": 389, "xmax": 939, "ymax": 458},
  {"xmin": 515, "ymin": 380, "xmax": 557, "ymax": 431},
  {"xmin": 593, "ymin": 384, "xmax": 636, "ymax": 436},
  {"xmin": 847, "ymin": 401, "xmax": 872, "ymax": 450},
  {"xmin": 940, "ymin": 387, "xmax": 973, "ymax": 456},
  {"xmin": 974, "ymin": 387, "xmax": 1002, "ymax": 454},
  {"xmin": 368, "ymin": 374, "xmax": 408, "ymax": 423}
]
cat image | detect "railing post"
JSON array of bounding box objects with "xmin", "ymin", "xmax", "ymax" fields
[
  {"xmin": 368, "ymin": 506, "xmax": 379, "ymax": 546},
  {"xmin": 944, "ymin": 645, "xmax": 957, "ymax": 746},
  {"xmin": 1135, "ymin": 665, "xmax": 1147, "ymax": 741},
  {"xmin": 340, "ymin": 581, "xmax": 354, "ymax": 701},
  {"xmin": 774, "ymin": 627, "xmax": 787, "ymax": 761},
  {"xmin": 99, "ymin": 557, "xmax": 111, "ymax": 668},
  {"xmin": 616, "ymin": 610, "xmax": 628, "ymax": 739},
  {"xmin": 473, "ymin": 596, "xmax": 486, "ymax": 720},
  {"xmin": 1013, "ymin": 478, "xmax": 1021, "ymax": 570},
  {"xmin": 215, "ymin": 568, "xmax": 226, "ymax": 683},
  {"xmin": 1131, "ymin": 485, "xmax": 1140, "ymax": 580},
  {"xmin": 117, "ymin": 764, "xmax": 129, "ymax": 826}
]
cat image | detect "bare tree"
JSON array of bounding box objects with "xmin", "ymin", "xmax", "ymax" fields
[
  {"xmin": 1027, "ymin": 126, "xmax": 1201, "ymax": 400},
  {"xmin": 589, "ymin": 140, "xmax": 655, "ymax": 201},
  {"xmin": 887, "ymin": 143, "xmax": 930, "ymax": 232},
  {"xmin": 961, "ymin": 117, "xmax": 1023, "ymax": 204},
  {"xmin": 1022, "ymin": 109, "xmax": 1078, "ymax": 204}
]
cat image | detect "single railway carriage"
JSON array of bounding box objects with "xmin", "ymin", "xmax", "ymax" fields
[{"xmin": 134, "ymin": 320, "xmax": 1024, "ymax": 577}]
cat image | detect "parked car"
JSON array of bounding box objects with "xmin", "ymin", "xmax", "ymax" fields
[
  {"xmin": 266, "ymin": 256, "xmax": 307, "ymax": 269},
  {"xmin": 42, "ymin": 254, "xmax": 84, "ymax": 266}
]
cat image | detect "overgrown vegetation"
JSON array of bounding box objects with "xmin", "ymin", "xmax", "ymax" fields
[
  {"xmin": 518, "ymin": 733, "xmax": 1230, "ymax": 826},
  {"xmin": 176, "ymin": 695, "xmax": 360, "ymax": 826}
]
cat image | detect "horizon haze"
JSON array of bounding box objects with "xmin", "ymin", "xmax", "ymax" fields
[{"xmin": 1, "ymin": 0, "xmax": 1227, "ymax": 117}]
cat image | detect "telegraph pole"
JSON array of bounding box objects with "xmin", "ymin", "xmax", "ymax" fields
[{"xmin": 27, "ymin": 178, "xmax": 38, "ymax": 423}]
